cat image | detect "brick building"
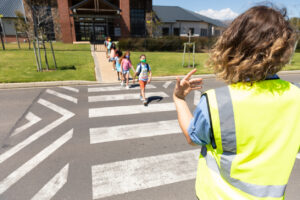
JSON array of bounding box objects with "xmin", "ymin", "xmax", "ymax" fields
[{"xmin": 1, "ymin": 0, "xmax": 152, "ymax": 43}]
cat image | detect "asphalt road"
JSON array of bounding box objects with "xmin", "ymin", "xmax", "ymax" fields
[{"xmin": 0, "ymin": 74, "xmax": 299, "ymax": 200}]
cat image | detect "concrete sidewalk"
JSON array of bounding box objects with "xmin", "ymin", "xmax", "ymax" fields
[{"xmin": 92, "ymin": 45, "xmax": 118, "ymax": 83}]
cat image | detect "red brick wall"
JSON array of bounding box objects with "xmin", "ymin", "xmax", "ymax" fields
[
  {"xmin": 3, "ymin": 35, "xmax": 27, "ymax": 43},
  {"xmin": 57, "ymin": 0, "xmax": 75, "ymax": 43},
  {"xmin": 120, "ymin": 0, "xmax": 131, "ymax": 37}
]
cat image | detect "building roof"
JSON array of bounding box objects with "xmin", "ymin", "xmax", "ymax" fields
[
  {"xmin": 153, "ymin": 5, "xmax": 226, "ymax": 27},
  {"xmin": 0, "ymin": 0, "xmax": 25, "ymax": 18}
]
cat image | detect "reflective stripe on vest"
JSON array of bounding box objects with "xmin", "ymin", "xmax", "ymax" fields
[
  {"xmin": 196, "ymin": 79, "xmax": 300, "ymax": 199},
  {"xmin": 204, "ymin": 87, "xmax": 286, "ymax": 198}
]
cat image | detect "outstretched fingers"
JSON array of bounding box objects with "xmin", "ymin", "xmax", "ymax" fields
[{"xmin": 183, "ymin": 69, "xmax": 197, "ymax": 81}]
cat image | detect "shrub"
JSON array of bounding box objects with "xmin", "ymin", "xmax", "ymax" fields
[{"xmin": 118, "ymin": 36, "xmax": 218, "ymax": 52}]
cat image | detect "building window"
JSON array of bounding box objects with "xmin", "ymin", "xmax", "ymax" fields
[
  {"xmin": 200, "ymin": 28, "xmax": 208, "ymax": 37},
  {"xmin": 162, "ymin": 28, "xmax": 169, "ymax": 36},
  {"xmin": 130, "ymin": 9, "xmax": 146, "ymax": 36},
  {"xmin": 214, "ymin": 30, "xmax": 221, "ymax": 36},
  {"xmin": 189, "ymin": 28, "xmax": 194, "ymax": 36},
  {"xmin": 173, "ymin": 28, "xmax": 180, "ymax": 36}
]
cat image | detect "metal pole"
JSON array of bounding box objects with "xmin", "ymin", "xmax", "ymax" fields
[
  {"xmin": 182, "ymin": 43, "xmax": 186, "ymax": 67},
  {"xmin": 193, "ymin": 43, "xmax": 195, "ymax": 68}
]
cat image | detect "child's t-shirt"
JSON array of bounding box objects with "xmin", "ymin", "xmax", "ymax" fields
[
  {"xmin": 121, "ymin": 59, "xmax": 132, "ymax": 71},
  {"xmin": 136, "ymin": 63, "xmax": 151, "ymax": 81},
  {"xmin": 107, "ymin": 42, "xmax": 112, "ymax": 50},
  {"xmin": 115, "ymin": 57, "xmax": 121, "ymax": 71}
]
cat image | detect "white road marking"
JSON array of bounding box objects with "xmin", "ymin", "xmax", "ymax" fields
[
  {"xmin": 11, "ymin": 112, "xmax": 41, "ymax": 137},
  {"xmin": 89, "ymin": 102, "xmax": 175, "ymax": 118},
  {"xmin": 0, "ymin": 99, "xmax": 74, "ymax": 164},
  {"xmin": 88, "ymin": 92, "xmax": 169, "ymax": 102},
  {"xmin": 90, "ymin": 120, "xmax": 180, "ymax": 144},
  {"xmin": 92, "ymin": 149, "xmax": 199, "ymax": 199},
  {"xmin": 297, "ymin": 153, "xmax": 300, "ymax": 159},
  {"xmin": 88, "ymin": 85, "xmax": 156, "ymax": 92},
  {"xmin": 60, "ymin": 86, "xmax": 79, "ymax": 93},
  {"xmin": 31, "ymin": 163, "xmax": 69, "ymax": 200},
  {"xmin": 163, "ymin": 81, "xmax": 172, "ymax": 89},
  {"xmin": 194, "ymin": 90, "xmax": 201, "ymax": 106},
  {"xmin": 0, "ymin": 129, "xmax": 73, "ymax": 195},
  {"xmin": 46, "ymin": 89, "xmax": 78, "ymax": 104}
]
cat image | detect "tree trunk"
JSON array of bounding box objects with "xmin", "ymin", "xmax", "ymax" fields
[
  {"xmin": 33, "ymin": 40, "xmax": 40, "ymax": 71},
  {"xmin": 42, "ymin": 40, "xmax": 49, "ymax": 70},
  {"xmin": 36, "ymin": 37, "xmax": 43, "ymax": 71},
  {"xmin": 0, "ymin": 33, "xmax": 5, "ymax": 50},
  {"xmin": 16, "ymin": 32, "xmax": 20, "ymax": 49},
  {"xmin": 49, "ymin": 40, "xmax": 57, "ymax": 70}
]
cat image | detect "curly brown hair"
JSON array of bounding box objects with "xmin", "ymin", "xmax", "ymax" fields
[{"xmin": 208, "ymin": 6, "xmax": 297, "ymax": 83}]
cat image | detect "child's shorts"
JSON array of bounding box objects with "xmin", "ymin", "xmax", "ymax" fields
[
  {"xmin": 122, "ymin": 70, "xmax": 130, "ymax": 74},
  {"xmin": 139, "ymin": 80, "xmax": 147, "ymax": 89}
]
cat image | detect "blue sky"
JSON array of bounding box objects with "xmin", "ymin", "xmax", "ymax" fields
[{"xmin": 153, "ymin": 0, "xmax": 300, "ymax": 19}]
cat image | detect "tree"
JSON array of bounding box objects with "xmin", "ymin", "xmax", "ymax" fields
[
  {"xmin": 23, "ymin": 0, "xmax": 58, "ymax": 71},
  {"xmin": 14, "ymin": 11, "xmax": 33, "ymax": 49}
]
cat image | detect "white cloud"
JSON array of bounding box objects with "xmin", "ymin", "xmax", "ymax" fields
[{"xmin": 196, "ymin": 8, "xmax": 239, "ymax": 20}]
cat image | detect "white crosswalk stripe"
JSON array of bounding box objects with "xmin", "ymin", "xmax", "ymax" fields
[
  {"xmin": 163, "ymin": 81, "xmax": 172, "ymax": 88},
  {"xmin": 60, "ymin": 86, "xmax": 79, "ymax": 93},
  {"xmin": 89, "ymin": 102, "xmax": 175, "ymax": 118},
  {"xmin": 31, "ymin": 163, "xmax": 69, "ymax": 200},
  {"xmin": 90, "ymin": 120, "xmax": 180, "ymax": 144},
  {"xmin": 88, "ymin": 84, "xmax": 156, "ymax": 92},
  {"xmin": 0, "ymin": 129, "xmax": 73, "ymax": 195},
  {"xmin": 0, "ymin": 99, "xmax": 74, "ymax": 164},
  {"xmin": 92, "ymin": 149, "xmax": 199, "ymax": 199},
  {"xmin": 46, "ymin": 89, "xmax": 78, "ymax": 104},
  {"xmin": 89, "ymin": 91, "xmax": 169, "ymax": 102},
  {"xmin": 11, "ymin": 112, "xmax": 41, "ymax": 137}
]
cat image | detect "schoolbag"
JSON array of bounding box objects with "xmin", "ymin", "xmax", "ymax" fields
[{"xmin": 136, "ymin": 63, "xmax": 149, "ymax": 76}]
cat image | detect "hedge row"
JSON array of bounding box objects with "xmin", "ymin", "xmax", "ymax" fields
[{"xmin": 118, "ymin": 37, "xmax": 218, "ymax": 52}]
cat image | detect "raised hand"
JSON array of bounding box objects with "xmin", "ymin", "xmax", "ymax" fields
[{"xmin": 173, "ymin": 69, "xmax": 203, "ymax": 100}]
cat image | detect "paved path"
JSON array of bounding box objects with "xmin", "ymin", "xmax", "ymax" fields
[
  {"xmin": 93, "ymin": 45, "xmax": 118, "ymax": 83},
  {"xmin": 0, "ymin": 77, "xmax": 299, "ymax": 200}
]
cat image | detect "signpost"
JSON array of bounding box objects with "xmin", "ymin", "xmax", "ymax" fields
[{"xmin": 0, "ymin": 14, "xmax": 5, "ymax": 50}]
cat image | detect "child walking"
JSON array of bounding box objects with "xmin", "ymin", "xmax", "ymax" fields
[
  {"xmin": 120, "ymin": 51, "xmax": 135, "ymax": 89},
  {"xmin": 134, "ymin": 54, "xmax": 152, "ymax": 105},
  {"xmin": 109, "ymin": 43, "xmax": 116, "ymax": 70},
  {"xmin": 173, "ymin": 5, "xmax": 300, "ymax": 200},
  {"xmin": 114, "ymin": 50, "xmax": 123, "ymax": 81}
]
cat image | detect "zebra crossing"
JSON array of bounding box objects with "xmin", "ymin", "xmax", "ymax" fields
[
  {"xmin": 1, "ymin": 81, "xmax": 299, "ymax": 199},
  {"xmin": 88, "ymin": 82, "xmax": 202, "ymax": 199}
]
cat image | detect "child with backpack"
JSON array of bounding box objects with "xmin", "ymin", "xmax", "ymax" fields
[
  {"xmin": 120, "ymin": 51, "xmax": 135, "ymax": 89},
  {"xmin": 134, "ymin": 54, "xmax": 152, "ymax": 105}
]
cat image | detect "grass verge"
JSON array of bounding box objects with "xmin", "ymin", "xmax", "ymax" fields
[{"xmin": 0, "ymin": 42, "xmax": 95, "ymax": 83}]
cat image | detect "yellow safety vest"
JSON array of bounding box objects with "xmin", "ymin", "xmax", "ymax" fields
[{"xmin": 195, "ymin": 79, "xmax": 300, "ymax": 200}]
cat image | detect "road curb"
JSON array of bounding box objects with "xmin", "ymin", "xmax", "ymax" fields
[{"xmin": 1, "ymin": 70, "xmax": 299, "ymax": 89}]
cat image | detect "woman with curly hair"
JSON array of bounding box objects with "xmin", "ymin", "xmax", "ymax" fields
[{"xmin": 174, "ymin": 5, "xmax": 300, "ymax": 200}]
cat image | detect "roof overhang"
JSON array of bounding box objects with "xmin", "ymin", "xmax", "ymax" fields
[{"xmin": 70, "ymin": 0, "xmax": 121, "ymax": 12}]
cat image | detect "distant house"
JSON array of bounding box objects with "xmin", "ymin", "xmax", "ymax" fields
[
  {"xmin": 153, "ymin": 5, "xmax": 226, "ymax": 37},
  {"xmin": 0, "ymin": 0, "xmax": 26, "ymax": 42}
]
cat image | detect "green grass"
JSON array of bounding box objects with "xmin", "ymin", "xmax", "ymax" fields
[
  {"xmin": 0, "ymin": 43, "xmax": 299, "ymax": 83},
  {"xmin": 130, "ymin": 51, "xmax": 300, "ymax": 76},
  {"xmin": 0, "ymin": 42, "xmax": 95, "ymax": 83}
]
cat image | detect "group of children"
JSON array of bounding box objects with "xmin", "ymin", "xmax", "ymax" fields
[{"xmin": 104, "ymin": 37, "xmax": 152, "ymax": 105}]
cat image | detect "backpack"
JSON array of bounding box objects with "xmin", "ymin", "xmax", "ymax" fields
[{"xmin": 136, "ymin": 63, "xmax": 149, "ymax": 76}]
